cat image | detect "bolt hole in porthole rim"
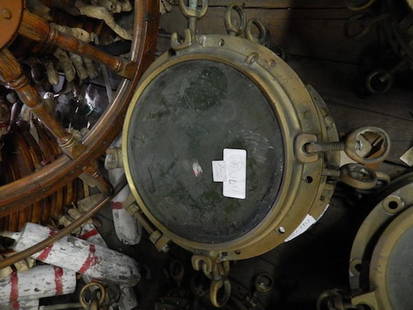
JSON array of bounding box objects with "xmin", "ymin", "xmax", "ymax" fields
[
  {"xmin": 382, "ymin": 195, "xmax": 405, "ymax": 214},
  {"xmin": 350, "ymin": 258, "xmax": 363, "ymax": 276},
  {"xmin": 122, "ymin": 34, "xmax": 339, "ymax": 261},
  {"xmin": 354, "ymin": 263, "xmax": 362, "ymax": 273},
  {"xmin": 347, "ymin": 180, "xmax": 413, "ymax": 310},
  {"xmin": 388, "ymin": 201, "xmax": 398, "ymax": 210},
  {"xmin": 306, "ymin": 176, "xmax": 314, "ymax": 184}
]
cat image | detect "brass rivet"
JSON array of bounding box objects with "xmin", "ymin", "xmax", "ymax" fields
[
  {"xmin": 0, "ymin": 9, "xmax": 12, "ymax": 20},
  {"xmin": 245, "ymin": 52, "xmax": 258, "ymax": 65}
]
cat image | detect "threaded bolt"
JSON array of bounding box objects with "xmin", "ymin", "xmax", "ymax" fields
[{"xmin": 305, "ymin": 141, "xmax": 345, "ymax": 153}]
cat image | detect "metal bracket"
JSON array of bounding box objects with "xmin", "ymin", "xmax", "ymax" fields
[
  {"xmin": 171, "ymin": 0, "xmax": 208, "ymax": 51},
  {"xmin": 171, "ymin": 29, "xmax": 194, "ymax": 51},
  {"xmin": 295, "ymin": 133, "xmax": 319, "ymax": 163}
]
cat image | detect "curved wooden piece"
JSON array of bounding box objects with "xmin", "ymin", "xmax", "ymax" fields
[
  {"xmin": 0, "ymin": 0, "xmax": 159, "ymax": 216},
  {"xmin": 0, "ymin": 123, "xmax": 75, "ymax": 231},
  {"xmin": 19, "ymin": 10, "xmax": 137, "ymax": 80},
  {"xmin": 0, "ymin": 0, "xmax": 24, "ymax": 49}
]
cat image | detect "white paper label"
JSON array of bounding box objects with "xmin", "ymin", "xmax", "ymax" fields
[
  {"xmin": 212, "ymin": 161, "xmax": 226, "ymax": 182},
  {"xmin": 284, "ymin": 214, "xmax": 316, "ymax": 242},
  {"xmin": 212, "ymin": 149, "xmax": 246, "ymax": 199}
]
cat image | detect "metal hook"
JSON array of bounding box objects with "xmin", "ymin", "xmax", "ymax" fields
[
  {"xmin": 246, "ymin": 18, "xmax": 268, "ymax": 45},
  {"xmin": 192, "ymin": 255, "xmax": 213, "ymax": 276},
  {"xmin": 192, "ymin": 255, "xmax": 232, "ymax": 307},
  {"xmin": 171, "ymin": 29, "xmax": 193, "ymax": 51},
  {"xmin": 79, "ymin": 282, "xmax": 107, "ymax": 310},
  {"xmin": 210, "ymin": 279, "xmax": 231, "ymax": 308},
  {"xmin": 224, "ymin": 4, "xmax": 269, "ymax": 45}
]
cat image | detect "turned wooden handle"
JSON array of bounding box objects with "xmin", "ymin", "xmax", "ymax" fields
[
  {"xmin": 19, "ymin": 10, "xmax": 138, "ymax": 80},
  {"xmin": 0, "ymin": 48, "xmax": 72, "ymax": 145}
]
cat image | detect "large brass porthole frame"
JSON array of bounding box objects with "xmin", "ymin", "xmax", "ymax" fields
[
  {"xmin": 350, "ymin": 175, "xmax": 413, "ymax": 310},
  {"xmin": 122, "ymin": 34, "xmax": 339, "ymax": 261}
]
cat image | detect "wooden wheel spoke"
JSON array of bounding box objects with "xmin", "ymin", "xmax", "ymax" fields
[
  {"xmin": 18, "ymin": 10, "xmax": 137, "ymax": 80},
  {"xmin": 81, "ymin": 161, "xmax": 113, "ymax": 195},
  {"xmin": 0, "ymin": 48, "xmax": 112, "ymax": 194},
  {"xmin": 0, "ymin": 48, "xmax": 74, "ymax": 151}
]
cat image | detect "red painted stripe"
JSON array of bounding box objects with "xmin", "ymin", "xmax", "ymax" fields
[
  {"xmin": 37, "ymin": 244, "xmax": 54, "ymax": 261},
  {"xmin": 11, "ymin": 300, "xmax": 19, "ymax": 310},
  {"xmin": 111, "ymin": 202, "xmax": 123, "ymax": 209},
  {"xmin": 37, "ymin": 230, "xmax": 58, "ymax": 261},
  {"xmin": 78, "ymin": 244, "xmax": 98, "ymax": 273},
  {"xmin": 79, "ymin": 229, "xmax": 99, "ymax": 240},
  {"xmin": 10, "ymin": 272, "xmax": 19, "ymax": 310},
  {"xmin": 54, "ymin": 267, "xmax": 64, "ymax": 295}
]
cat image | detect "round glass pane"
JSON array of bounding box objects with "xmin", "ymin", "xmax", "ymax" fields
[{"xmin": 127, "ymin": 59, "xmax": 284, "ymax": 243}]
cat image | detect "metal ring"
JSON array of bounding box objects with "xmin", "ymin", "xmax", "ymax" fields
[
  {"xmin": 225, "ymin": 4, "xmax": 247, "ymax": 36},
  {"xmin": 79, "ymin": 282, "xmax": 106, "ymax": 309},
  {"xmin": 365, "ymin": 70, "xmax": 394, "ymax": 94},
  {"xmin": 254, "ymin": 272, "xmax": 273, "ymax": 294},
  {"xmin": 339, "ymin": 164, "xmax": 377, "ymax": 190},
  {"xmin": 317, "ymin": 289, "xmax": 348, "ymax": 310},
  {"xmin": 345, "ymin": 127, "xmax": 391, "ymax": 165},
  {"xmin": 246, "ymin": 18, "xmax": 268, "ymax": 44},
  {"xmin": 210, "ymin": 279, "xmax": 231, "ymax": 308}
]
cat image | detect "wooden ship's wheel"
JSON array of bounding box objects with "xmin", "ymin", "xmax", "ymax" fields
[{"xmin": 0, "ymin": 0, "xmax": 159, "ymax": 231}]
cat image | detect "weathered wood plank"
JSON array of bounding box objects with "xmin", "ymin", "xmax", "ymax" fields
[
  {"xmin": 160, "ymin": 7, "xmax": 365, "ymax": 63},
  {"xmin": 208, "ymin": 0, "xmax": 346, "ymax": 9}
]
